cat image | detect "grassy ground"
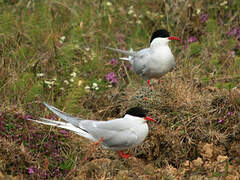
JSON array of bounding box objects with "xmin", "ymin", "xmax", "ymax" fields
[{"xmin": 0, "ymin": 0, "xmax": 240, "ymax": 179}]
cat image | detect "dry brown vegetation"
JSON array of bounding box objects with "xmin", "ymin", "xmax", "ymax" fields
[{"xmin": 0, "ymin": 0, "xmax": 240, "ymax": 179}]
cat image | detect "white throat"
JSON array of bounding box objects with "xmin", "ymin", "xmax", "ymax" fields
[{"xmin": 150, "ymin": 37, "xmax": 170, "ymax": 49}]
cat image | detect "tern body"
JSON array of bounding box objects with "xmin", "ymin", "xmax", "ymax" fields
[
  {"xmin": 106, "ymin": 29, "xmax": 180, "ymax": 82},
  {"xmin": 28, "ymin": 102, "xmax": 155, "ymax": 154}
]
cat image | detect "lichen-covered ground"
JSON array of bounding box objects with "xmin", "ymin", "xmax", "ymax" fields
[{"xmin": 0, "ymin": 0, "xmax": 239, "ymax": 179}]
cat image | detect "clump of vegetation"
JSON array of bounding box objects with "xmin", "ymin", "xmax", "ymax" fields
[{"xmin": 0, "ymin": 0, "xmax": 239, "ymax": 179}]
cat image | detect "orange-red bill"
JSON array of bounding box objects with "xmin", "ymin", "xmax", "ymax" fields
[
  {"xmin": 168, "ymin": 36, "xmax": 180, "ymax": 41},
  {"xmin": 145, "ymin": 116, "xmax": 156, "ymax": 122}
]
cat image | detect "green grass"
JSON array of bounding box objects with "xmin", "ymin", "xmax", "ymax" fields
[{"xmin": 0, "ymin": 0, "xmax": 240, "ymax": 179}]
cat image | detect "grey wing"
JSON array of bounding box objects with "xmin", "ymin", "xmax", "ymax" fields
[
  {"xmin": 79, "ymin": 118, "xmax": 138, "ymax": 149},
  {"xmin": 43, "ymin": 102, "xmax": 83, "ymax": 127},
  {"xmin": 101, "ymin": 129, "xmax": 138, "ymax": 150},
  {"xmin": 132, "ymin": 48, "xmax": 151, "ymax": 77}
]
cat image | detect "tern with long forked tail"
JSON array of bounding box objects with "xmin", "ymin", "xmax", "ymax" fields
[{"xmin": 28, "ymin": 102, "xmax": 156, "ymax": 159}]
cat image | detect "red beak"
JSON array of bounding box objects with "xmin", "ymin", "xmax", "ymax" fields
[
  {"xmin": 144, "ymin": 116, "xmax": 156, "ymax": 122},
  {"xmin": 168, "ymin": 36, "xmax": 180, "ymax": 41}
]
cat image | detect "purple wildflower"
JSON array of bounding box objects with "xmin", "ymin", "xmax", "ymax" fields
[
  {"xmin": 227, "ymin": 27, "xmax": 240, "ymax": 38},
  {"xmin": 188, "ymin": 36, "xmax": 198, "ymax": 43},
  {"xmin": 105, "ymin": 72, "xmax": 118, "ymax": 84},
  {"xmin": 27, "ymin": 167, "xmax": 35, "ymax": 174},
  {"xmin": 60, "ymin": 129, "xmax": 69, "ymax": 137},
  {"xmin": 60, "ymin": 129, "xmax": 68, "ymax": 134},
  {"xmin": 200, "ymin": 13, "xmax": 208, "ymax": 24},
  {"xmin": 24, "ymin": 114, "xmax": 32, "ymax": 120},
  {"xmin": 227, "ymin": 112, "xmax": 233, "ymax": 116},
  {"xmin": 218, "ymin": 119, "xmax": 223, "ymax": 123},
  {"xmin": 109, "ymin": 58, "xmax": 118, "ymax": 65}
]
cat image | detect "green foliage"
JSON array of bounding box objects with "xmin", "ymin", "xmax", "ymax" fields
[
  {"xmin": 233, "ymin": 57, "xmax": 240, "ymax": 70},
  {"xmin": 200, "ymin": 76, "xmax": 210, "ymax": 85},
  {"xmin": 215, "ymin": 81, "xmax": 237, "ymax": 90},
  {"xmin": 189, "ymin": 42, "xmax": 202, "ymax": 56},
  {"xmin": 60, "ymin": 159, "xmax": 74, "ymax": 171},
  {"xmin": 25, "ymin": 82, "xmax": 44, "ymax": 102},
  {"xmin": 206, "ymin": 19, "xmax": 217, "ymax": 34}
]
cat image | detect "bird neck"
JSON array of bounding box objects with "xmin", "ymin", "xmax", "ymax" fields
[{"xmin": 150, "ymin": 38, "xmax": 169, "ymax": 49}]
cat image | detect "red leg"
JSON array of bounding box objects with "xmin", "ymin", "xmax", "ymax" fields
[
  {"xmin": 158, "ymin": 79, "xmax": 162, "ymax": 87},
  {"xmin": 147, "ymin": 80, "xmax": 151, "ymax": 88},
  {"xmin": 95, "ymin": 136, "xmax": 103, "ymax": 145},
  {"xmin": 117, "ymin": 151, "xmax": 130, "ymax": 159},
  {"xmin": 82, "ymin": 136, "xmax": 103, "ymax": 162}
]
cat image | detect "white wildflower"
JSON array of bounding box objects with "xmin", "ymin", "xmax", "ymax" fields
[
  {"xmin": 48, "ymin": 85, "xmax": 52, "ymax": 89},
  {"xmin": 128, "ymin": 9, "xmax": 134, "ymax": 15},
  {"xmin": 136, "ymin": 20, "xmax": 142, "ymax": 24},
  {"xmin": 70, "ymin": 72, "xmax": 77, "ymax": 78},
  {"xmin": 106, "ymin": 1, "xmax": 112, "ymax": 6},
  {"xmin": 85, "ymin": 47, "xmax": 90, "ymax": 51},
  {"xmin": 60, "ymin": 36, "xmax": 66, "ymax": 41},
  {"xmin": 64, "ymin": 80, "xmax": 69, "ymax": 85},
  {"xmin": 60, "ymin": 87, "xmax": 64, "ymax": 91},
  {"xmin": 196, "ymin": 9, "xmax": 201, "ymax": 15},
  {"xmin": 36, "ymin": 73, "xmax": 44, "ymax": 77},
  {"xmin": 92, "ymin": 83, "xmax": 98, "ymax": 88},
  {"xmin": 84, "ymin": 85, "xmax": 90, "ymax": 92},
  {"xmin": 95, "ymin": 87, "xmax": 99, "ymax": 90},
  {"xmin": 85, "ymin": 85, "xmax": 90, "ymax": 90},
  {"xmin": 44, "ymin": 80, "xmax": 54, "ymax": 85},
  {"xmin": 220, "ymin": 1, "xmax": 227, "ymax": 6},
  {"xmin": 70, "ymin": 78, "xmax": 74, "ymax": 82},
  {"xmin": 60, "ymin": 36, "xmax": 66, "ymax": 44}
]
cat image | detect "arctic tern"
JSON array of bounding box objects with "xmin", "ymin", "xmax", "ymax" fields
[
  {"xmin": 28, "ymin": 102, "xmax": 156, "ymax": 159},
  {"xmin": 106, "ymin": 29, "xmax": 180, "ymax": 87}
]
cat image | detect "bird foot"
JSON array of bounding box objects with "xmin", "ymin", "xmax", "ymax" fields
[
  {"xmin": 117, "ymin": 151, "xmax": 130, "ymax": 159},
  {"xmin": 147, "ymin": 80, "xmax": 151, "ymax": 88}
]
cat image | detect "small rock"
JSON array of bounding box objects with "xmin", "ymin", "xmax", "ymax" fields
[
  {"xmin": 226, "ymin": 175, "xmax": 239, "ymax": 180},
  {"xmin": 202, "ymin": 143, "xmax": 213, "ymax": 159},
  {"xmin": 217, "ymin": 155, "xmax": 228, "ymax": 162},
  {"xmin": 192, "ymin": 157, "xmax": 203, "ymax": 167},
  {"xmin": 183, "ymin": 160, "xmax": 191, "ymax": 167}
]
